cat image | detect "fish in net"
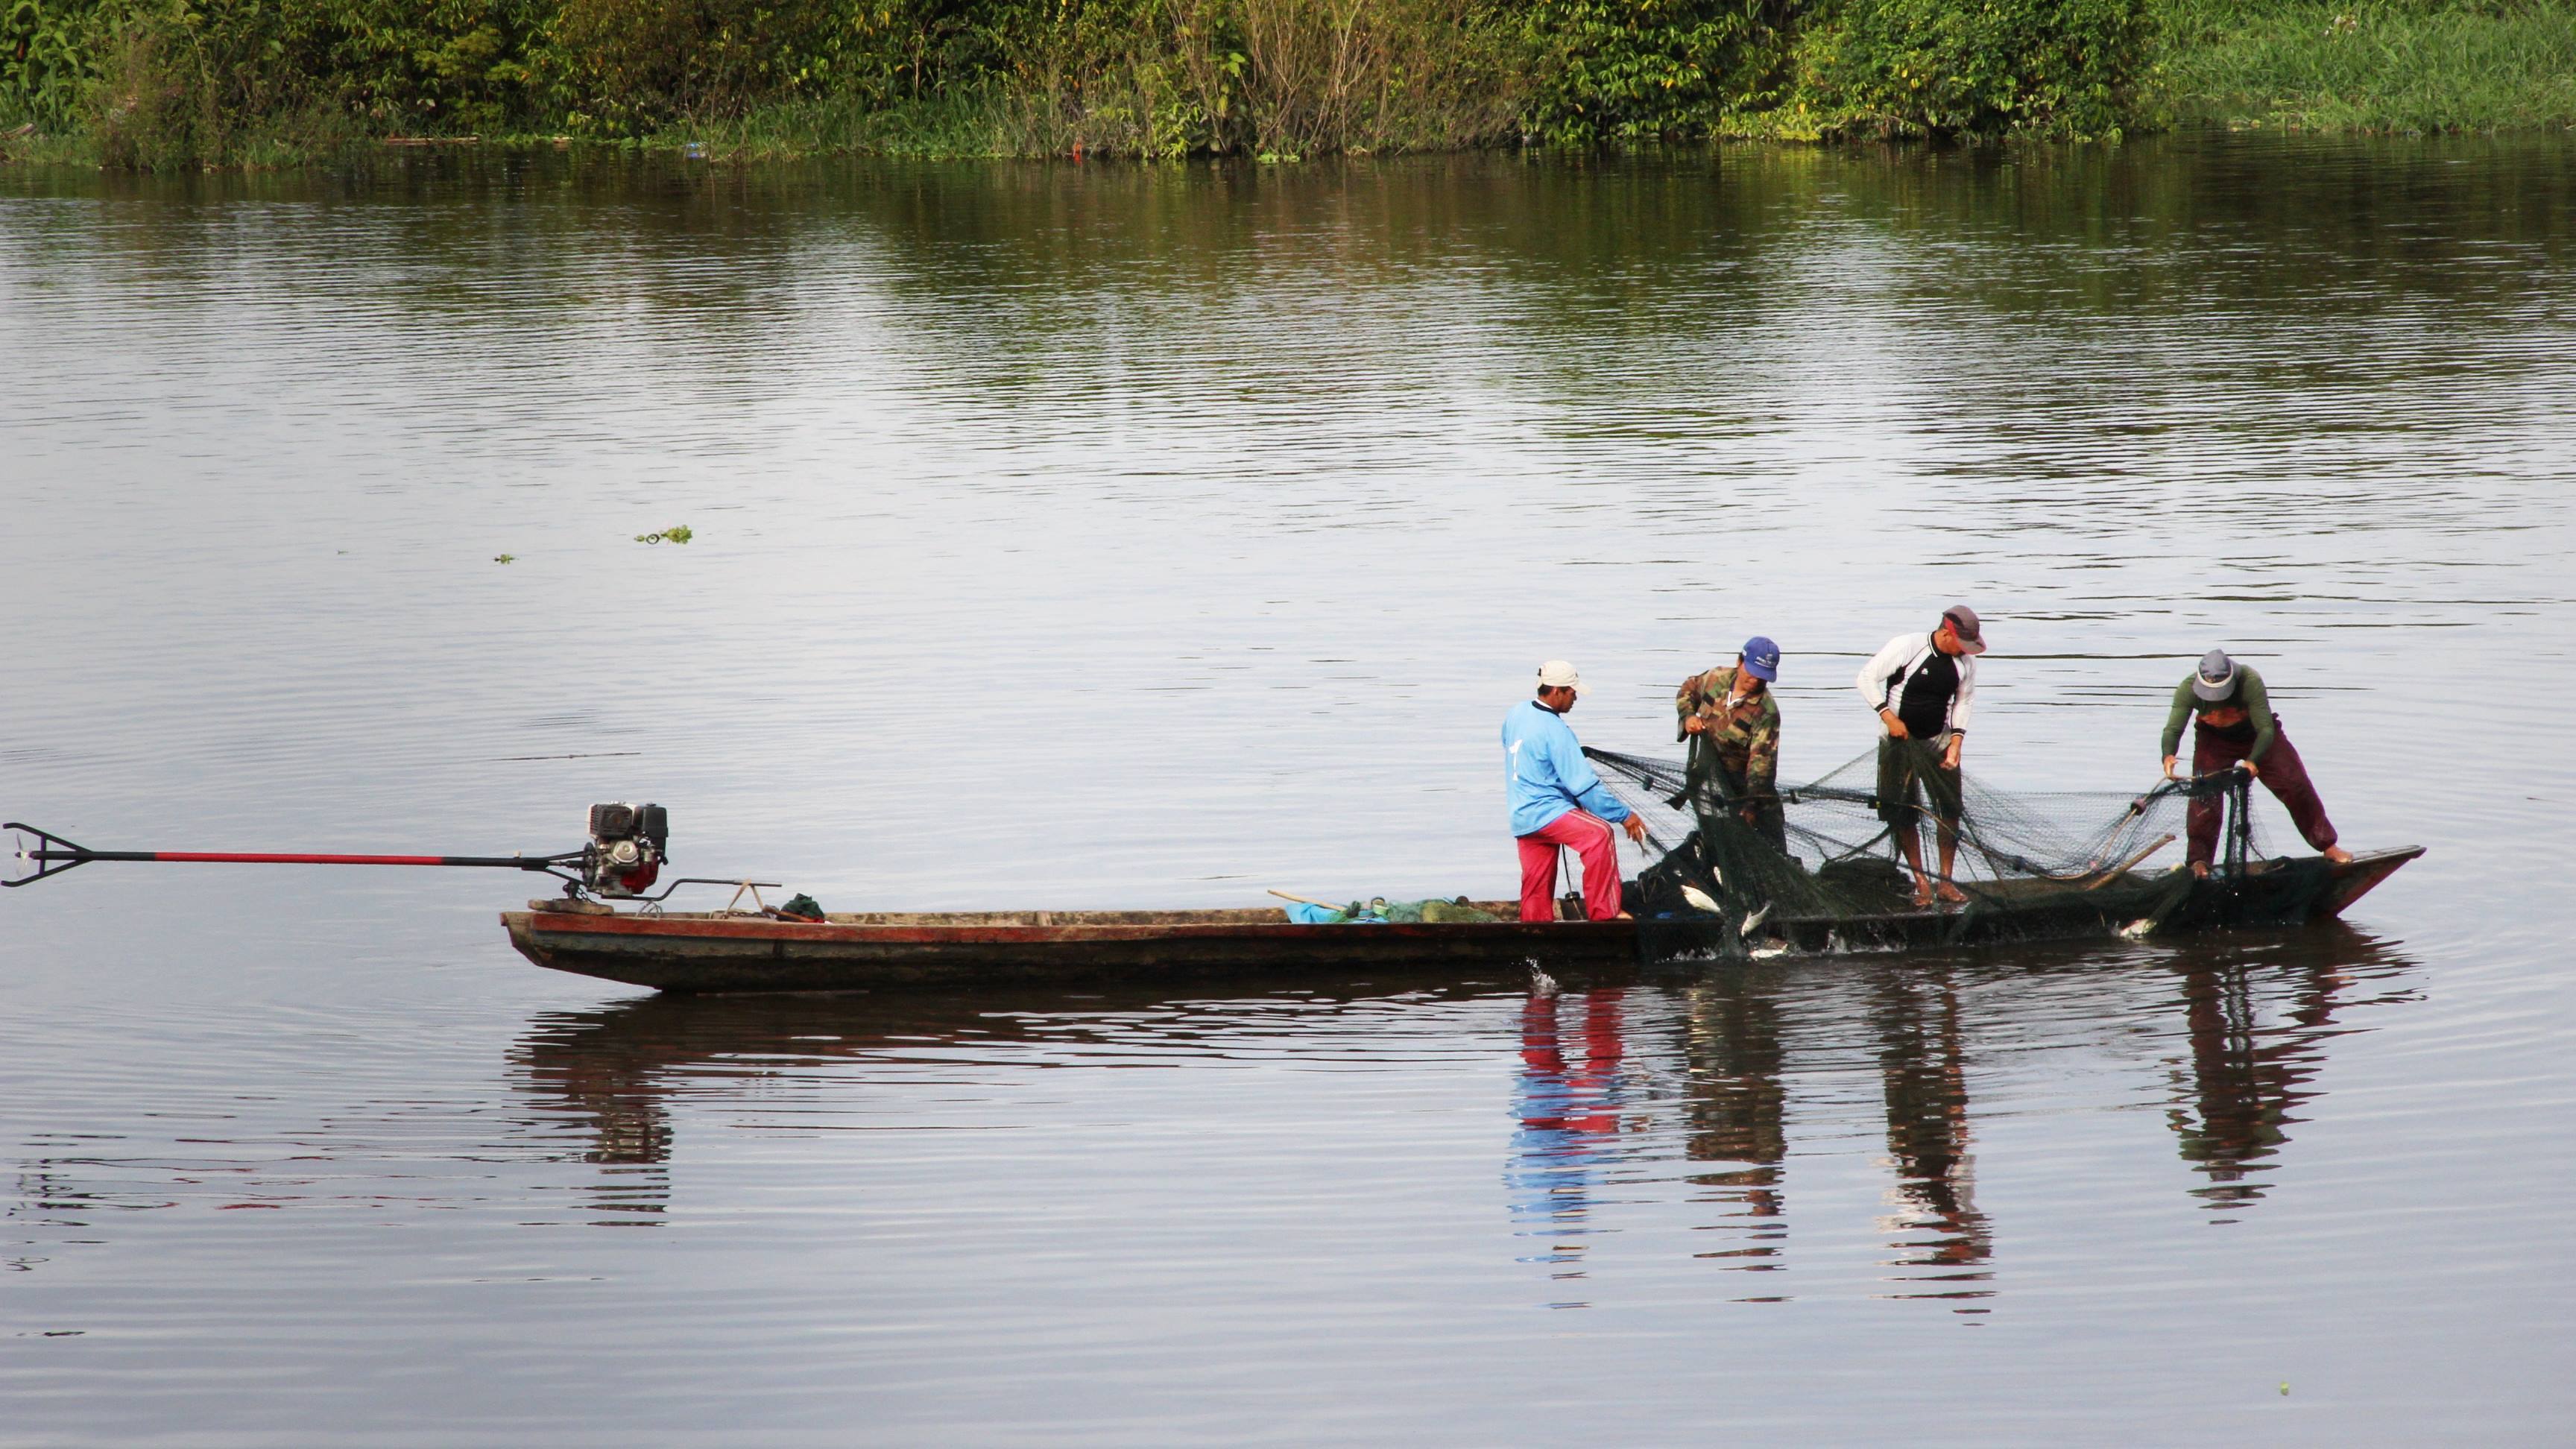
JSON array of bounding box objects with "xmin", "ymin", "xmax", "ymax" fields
[{"xmin": 1584, "ymin": 739, "xmax": 2284, "ymax": 956}]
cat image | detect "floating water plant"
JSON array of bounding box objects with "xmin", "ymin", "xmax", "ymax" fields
[{"xmin": 635, "ymin": 525, "xmax": 693, "ymax": 545}]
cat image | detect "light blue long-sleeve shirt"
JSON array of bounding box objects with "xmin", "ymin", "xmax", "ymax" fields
[{"xmin": 1501, "ymin": 698, "xmax": 1634, "ymax": 837}]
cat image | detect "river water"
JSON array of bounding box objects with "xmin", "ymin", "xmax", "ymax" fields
[{"xmin": 3, "ymin": 135, "xmax": 2572, "ymax": 1442}]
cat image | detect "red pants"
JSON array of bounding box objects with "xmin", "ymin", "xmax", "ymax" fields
[
  {"xmin": 2188, "ymin": 724, "xmax": 2338, "ymax": 866},
  {"xmin": 1518, "ymin": 810, "xmax": 1623, "ymax": 924}
]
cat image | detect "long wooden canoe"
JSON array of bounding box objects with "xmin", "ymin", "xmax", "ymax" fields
[
  {"xmin": 503, "ymin": 901, "xmax": 1623, "ymax": 994},
  {"xmin": 501, "ymin": 847, "xmax": 2421, "ymax": 994}
]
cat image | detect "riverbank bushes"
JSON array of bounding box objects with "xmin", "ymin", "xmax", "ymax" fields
[{"xmin": 1, "ymin": 0, "xmax": 2569, "ymax": 165}]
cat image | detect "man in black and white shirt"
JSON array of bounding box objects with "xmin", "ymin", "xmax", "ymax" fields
[{"xmin": 1857, "ymin": 605, "xmax": 1986, "ymax": 906}]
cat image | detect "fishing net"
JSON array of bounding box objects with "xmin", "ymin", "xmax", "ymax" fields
[{"xmin": 1585, "ymin": 739, "xmax": 2294, "ymax": 956}]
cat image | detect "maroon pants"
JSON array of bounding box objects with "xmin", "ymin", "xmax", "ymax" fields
[
  {"xmin": 2188, "ymin": 724, "xmax": 2337, "ymax": 866},
  {"xmin": 1518, "ymin": 810, "xmax": 1623, "ymax": 923}
]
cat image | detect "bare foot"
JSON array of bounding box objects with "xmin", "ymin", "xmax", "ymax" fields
[
  {"xmin": 1935, "ymin": 882, "xmax": 1969, "ymax": 906},
  {"xmin": 1614, "ymin": 911, "xmax": 1635, "ymax": 921},
  {"xmin": 2324, "ymin": 845, "xmax": 2354, "ymax": 865},
  {"xmin": 2190, "ymin": 861, "xmax": 2210, "ymax": 880},
  {"xmin": 1910, "ymin": 879, "xmax": 1936, "ymax": 909}
]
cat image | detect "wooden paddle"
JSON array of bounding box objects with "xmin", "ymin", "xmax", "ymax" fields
[{"xmin": 2082, "ymin": 834, "xmax": 2176, "ymax": 891}]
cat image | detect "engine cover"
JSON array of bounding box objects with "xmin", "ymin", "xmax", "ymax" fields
[{"xmin": 584, "ymin": 801, "xmax": 667, "ymax": 897}]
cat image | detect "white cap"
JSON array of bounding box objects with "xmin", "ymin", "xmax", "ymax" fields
[{"xmin": 1536, "ymin": 660, "xmax": 1585, "ymax": 695}]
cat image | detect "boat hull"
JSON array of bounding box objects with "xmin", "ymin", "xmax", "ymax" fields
[
  {"xmin": 503, "ymin": 904, "xmax": 1648, "ymax": 993},
  {"xmin": 502, "ymin": 848, "xmax": 2422, "ymax": 994}
]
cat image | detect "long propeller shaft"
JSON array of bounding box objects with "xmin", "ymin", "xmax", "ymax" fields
[
  {"xmin": 46, "ymin": 850, "xmax": 552, "ymax": 868},
  {"xmin": 7, "ymin": 821, "xmax": 575, "ymax": 888}
]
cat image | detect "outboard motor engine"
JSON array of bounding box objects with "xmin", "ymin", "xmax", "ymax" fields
[{"xmin": 584, "ymin": 802, "xmax": 667, "ymax": 897}]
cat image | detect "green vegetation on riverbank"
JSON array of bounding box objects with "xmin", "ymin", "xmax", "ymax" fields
[
  {"xmin": 2157, "ymin": 0, "xmax": 2576, "ymax": 132},
  {"xmin": 1, "ymin": 0, "xmax": 2569, "ymax": 168}
]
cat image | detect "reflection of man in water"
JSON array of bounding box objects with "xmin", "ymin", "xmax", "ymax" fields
[
  {"xmin": 1505, "ymin": 991, "xmax": 1627, "ymax": 1271},
  {"xmin": 2169, "ymin": 943, "xmax": 2352, "ymax": 1215},
  {"xmin": 1681, "ymin": 979, "xmax": 1790, "ymax": 1269},
  {"xmin": 1870, "ymin": 970, "xmax": 1993, "ymax": 1295}
]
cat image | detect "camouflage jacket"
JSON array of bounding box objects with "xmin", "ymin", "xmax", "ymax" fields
[{"xmin": 1674, "ymin": 664, "xmax": 1781, "ymax": 793}]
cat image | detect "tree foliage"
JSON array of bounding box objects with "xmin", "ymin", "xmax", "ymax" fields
[
  {"xmin": 2, "ymin": 0, "xmax": 97, "ymax": 122},
  {"xmin": 1793, "ymin": 0, "xmax": 2151, "ymax": 136},
  {"xmin": 1, "ymin": 0, "xmax": 2162, "ymax": 159},
  {"xmin": 1520, "ymin": 0, "xmax": 1786, "ymax": 143}
]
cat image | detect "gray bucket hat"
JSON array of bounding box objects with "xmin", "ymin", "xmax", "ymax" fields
[{"xmin": 2192, "ymin": 648, "xmax": 2241, "ymax": 702}]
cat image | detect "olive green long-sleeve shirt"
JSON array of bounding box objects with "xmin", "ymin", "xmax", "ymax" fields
[{"xmin": 2161, "ymin": 666, "xmax": 2276, "ymax": 760}]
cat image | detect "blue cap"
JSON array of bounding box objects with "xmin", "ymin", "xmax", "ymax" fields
[{"xmin": 1740, "ymin": 636, "xmax": 1781, "ymax": 681}]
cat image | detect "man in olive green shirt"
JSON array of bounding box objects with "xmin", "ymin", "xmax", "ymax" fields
[{"xmin": 2160, "ymin": 649, "xmax": 2351, "ymax": 874}]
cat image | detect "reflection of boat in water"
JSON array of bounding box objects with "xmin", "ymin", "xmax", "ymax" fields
[
  {"xmin": 511, "ymin": 970, "xmax": 1509, "ymax": 1222},
  {"xmin": 499, "ymin": 848, "xmax": 2418, "ymax": 994},
  {"xmin": 513, "ymin": 927, "xmax": 2416, "ymax": 1295}
]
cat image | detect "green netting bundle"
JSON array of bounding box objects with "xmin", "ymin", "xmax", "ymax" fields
[{"xmin": 1591, "ymin": 739, "xmax": 2261, "ymax": 956}]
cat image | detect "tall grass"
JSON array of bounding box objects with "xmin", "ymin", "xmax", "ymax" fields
[
  {"xmin": 667, "ymin": 0, "xmax": 1531, "ymax": 160},
  {"xmin": 2152, "ymin": 0, "xmax": 2576, "ymax": 131},
  {"xmin": 675, "ymin": 89, "xmax": 1011, "ymax": 159},
  {"xmin": 994, "ymin": 0, "xmax": 1532, "ymax": 159}
]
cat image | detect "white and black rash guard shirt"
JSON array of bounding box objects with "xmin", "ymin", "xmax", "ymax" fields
[
  {"xmin": 1856, "ymin": 632, "xmax": 1979, "ymax": 739},
  {"xmin": 1898, "ymin": 650, "xmax": 1960, "ymax": 739}
]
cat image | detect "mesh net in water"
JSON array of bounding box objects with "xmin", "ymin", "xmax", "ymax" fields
[{"xmin": 1584, "ymin": 739, "xmax": 2276, "ymax": 956}]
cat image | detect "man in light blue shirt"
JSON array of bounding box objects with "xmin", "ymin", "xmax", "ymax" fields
[{"xmin": 1503, "ymin": 660, "xmax": 1647, "ymax": 923}]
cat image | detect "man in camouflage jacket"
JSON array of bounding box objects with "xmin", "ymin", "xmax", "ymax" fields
[{"xmin": 1674, "ymin": 636, "xmax": 1787, "ymax": 852}]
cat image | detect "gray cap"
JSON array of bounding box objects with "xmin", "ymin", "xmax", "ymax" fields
[
  {"xmin": 2192, "ymin": 648, "xmax": 2240, "ymax": 701},
  {"xmin": 1940, "ymin": 604, "xmax": 1988, "ymax": 655}
]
